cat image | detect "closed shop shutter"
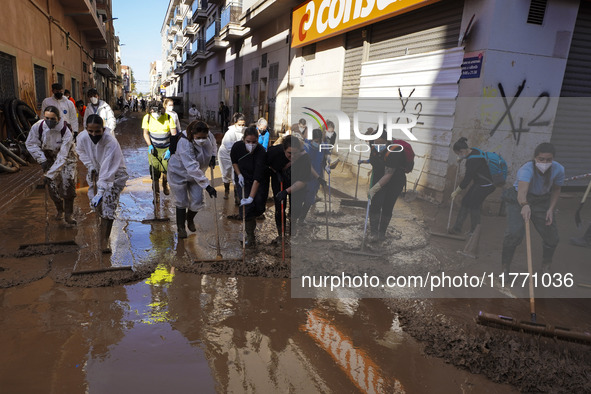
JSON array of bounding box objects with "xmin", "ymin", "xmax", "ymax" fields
[
  {"xmin": 369, "ymin": 0, "xmax": 464, "ymax": 62},
  {"xmin": 551, "ymin": 1, "xmax": 591, "ymax": 186},
  {"xmin": 0, "ymin": 52, "xmax": 17, "ymax": 103},
  {"xmin": 340, "ymin": 0, "xmax": 463, "ymax": 123}
]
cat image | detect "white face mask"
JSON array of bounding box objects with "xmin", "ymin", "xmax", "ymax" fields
[
  {"xmin": 298, "ymin": 126, "xmax": 305, "ymax": 133},
  {"xmin": 193, "ymin": 139, "xmax": 207, "ymax": 147},
  {"xmin": 245, "ymin": 142, "xmax": 256, "ymax": 152},
  {"xmin": 326, "ymin": 131, "xmax": 334, "ymax": 138},
  {"xmin": 536, "ymin": 162, "xmax": 552, "ymax": 174},
  {"xmin": 166, "ymin": 105, "xmax": 173, "ymax": 112},
  {"xmin": 90, "ymin": 97, "xmax": 99, "ymax": 105}
]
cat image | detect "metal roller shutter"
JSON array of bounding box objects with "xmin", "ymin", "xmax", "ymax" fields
[
  {"xmin": 369, "ymin": 0, "xmax": 464, "ymax": 62},
  {"xmin": 551, "ymin": 1, "xmax": 591, "ymax": 186}
]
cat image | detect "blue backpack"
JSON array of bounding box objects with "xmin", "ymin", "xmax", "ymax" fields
[{"xmin": 469, "ymin": 148, "xmax": 508, "ymax": 187}]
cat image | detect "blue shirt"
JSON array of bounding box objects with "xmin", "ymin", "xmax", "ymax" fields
[
  {"xmin": 513, "ymin": 161, "xmax": 565, "ymax": 195},
  {"xmin": 258, "ymin": 130, "xmax": 270, "ymax": 150}
]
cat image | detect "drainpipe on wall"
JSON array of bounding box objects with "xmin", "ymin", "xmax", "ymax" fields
[{"xmin": 285, "ymin": 10, "xmax": 293, "ymax": 133}]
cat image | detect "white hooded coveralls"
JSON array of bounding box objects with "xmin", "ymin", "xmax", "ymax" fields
[
  {"xmin": 83, "ymin": 100, "xmax": 117, "ymax": 136},
  {"xmin": 40, "ymin": 96, "xmax": 79, "ymax": 133},
  {"xmin": 167, "ymin": 131, "xmax": 215, "ymax": 212},
  {"xmin": 76, "ymin": 131, "xmax": 129, "ymax": 219},
  {"xmin": 217, "ymin": 125, "xmax": 244, "ymax": 184}
]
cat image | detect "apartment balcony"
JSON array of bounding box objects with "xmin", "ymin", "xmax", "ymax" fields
[
  {"xmin": 95, "ymin": 0, "xmax": 109, "ymax": 17},
  {"xmin": 61, "ymin": 0, "xmax": 107, "ymax": 46},
  {"xmin": 205, "ymin": 19, "xmax": 228, "ymax": 51},
  {"xmin": 219, "ymin": 1, "xmax": 248, "ymax": 41},
  {"xmin": 192, "ymin": 0, "xmax": 208, "ymax": 23},
  {"xmin": 173, "ymin": 7, "xmax": 184, "ymax": 24},
  {"xmin": 173, "ymin": 36, "xmax": 183, "ymax": 50},
  {"xmin": 185, "ymin": 23, "xmax": 198, "ymax": 37},
  {"xmin": 240, "ymin": 0, "xmax": 301, "ymax": 29},
  {"xmin": 190, "ymin": 38, "xmax": 210, "ymax": 64},
  {"xmin": 169, "ymin": 21, "xmax": 180, "ymax": 35},
  {"xmin": 93, "ymin": 48, "xmax": 116, "ymax": 78}
]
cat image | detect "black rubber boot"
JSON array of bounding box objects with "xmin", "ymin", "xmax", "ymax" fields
[
  {"xmin": 53, "ymin": 199, "xmax": 64, "ymax": 220},
  {"xmin": 187, "ymin": 210, "xmax": 197, "ymax": 232},
  {"xmin": 449, "ymin": 206, "xmax": 469, "ymax": 235},
  {"xmin": 101, "ymin": 218, "xmax": 114, "ymax": 254},
  {"xmin": 470, "ymin": 208, "xmax": 481, "ymax": 233},
  {"xmin": 378, "ymin": 214, "xmax": 392, "ymax": 241},
  {"xmin": 64, "ymin": 199, "xmax": 77, "ymax": 225},
  {"xmin": 162, "ymin": 173, "xmax": 170, "ymax": 195},
  {"xmin": 541, "ymin": 245, "xmax": 555, "ymax": 274},
  {"xmin": 152, "ymin": 179, "xmax": 160, "ymax": 205},
  {"xmin": 369, "ymin": 213, "xmax": 380, "ymax": 242},
  {"xmin": 245, "ymin": 219, "xmax": 256, "ymax": 248},
  {"xmin": 176, "ymin": 207, "xmax": 187, "ymax": 239},
  {"xmin": 501, "ymin": 246, "xmax": 516, "ymax": 275},
  {"xmin": 223, "ymin": 183, "xmax": 230, "ymax": 199}
]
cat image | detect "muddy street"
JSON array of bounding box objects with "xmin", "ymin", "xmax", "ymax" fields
[{"xmin": 0, "ymin": 112, "xmax": 589, "ymax": 392}]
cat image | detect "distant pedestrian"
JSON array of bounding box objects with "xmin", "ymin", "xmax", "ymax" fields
[
  {"xmin": 256, "ymin": 118, "xmax": 270, "ymax": 150},
  {"xmin": 64, "ymin": 89, "xmax": 76, "ymax": 107},
  {"xmin": 167, "ymin": 121, "xmax": 218, "ymax": 238},
  {"xmin": 218, "ymin": 101, "xmax": 230, "ymax": 132},
  {"xmin": 84, "ymin": 88, "xmax": 116, "ymax": 136},
  {"xmin": 218, "ymin": 113, "xmax": 245, "ymax": 201},
  {"xmin": 301, "ymin": 129, "xmax": 327, "ymax": 223},
  {"xmin": 75, "ymin": 100, "xmax": 86, "ymax": 132},
  {"xmin": 76, "ymin": 114, "xmax": 128, "ymax": 252},
  {"xmin": 448, "ymin": 137, "xmax": 496, "ymax": 236},
  {"xmin": 26, "ymin": 105, "xmax": 78, "ymax": 225},
  {"xmin": 164, "ymin": 98, "xmax": 181, "ymax": 132},
  {"xmin": 501, "ymin": 142, "xmax": 564, "ymax": 274},
  {"xmin": 41, "ymin": 83, "xmax": 78, "ymax": 137},
  {"xmin": 188, "ymin": 104, "xmax": 201, "ymax": 122}
]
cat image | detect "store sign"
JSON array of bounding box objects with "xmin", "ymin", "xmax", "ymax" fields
[{"xmin": 291, "ymin": 0, "xmax": 440, "ymax": 48}]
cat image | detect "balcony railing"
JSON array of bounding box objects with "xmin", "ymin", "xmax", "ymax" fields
[
  {"xmin": 205, "ymin": 19, "xmax": 220, "ymax": 42},
  {"xmin": 221, "ymin": 2, "xmax": 241, "ymax": 29}
]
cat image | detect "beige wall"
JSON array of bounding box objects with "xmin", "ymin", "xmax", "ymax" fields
[{"xmin": 0, "ymin": 0, "xmax": 97, "ymax": 125}]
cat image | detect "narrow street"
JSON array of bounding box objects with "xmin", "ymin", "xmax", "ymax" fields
[{"xmin": 0, "ymin": 112, "xmax": 527, "ymax": 393}]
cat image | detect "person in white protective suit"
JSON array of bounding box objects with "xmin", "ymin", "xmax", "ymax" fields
[
  {"xmin": 167, "ymin": 121, "xmax": 218, "ymax": 239},
  {"xmin": 218, "ymin": 113, "xmax": 245, "ymax": 203},
  {"xmin": 41, "ymin": 83, "xmax": 78, "ymax": 137},
  {"xmin": 26, "ymin": 105, "xmax": 78, "ymax": 225},
  {"xmin": 83, "ymin": 88, "xmax": 117, "ymax": 137},
  {"xmin": 188, "ymin": 104, "xmax": 200, "ymax": 122},
  {"xmin": 76, "ymin": 114, "xmax": 129, "ymax": 253}
]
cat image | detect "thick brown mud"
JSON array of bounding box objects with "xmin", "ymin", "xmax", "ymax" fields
[{"xmin": 1, "ymin": 111, "xmax": 589, "ymax": 392}]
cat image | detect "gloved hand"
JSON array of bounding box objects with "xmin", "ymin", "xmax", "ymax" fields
[
  {"xmin": 318, "ymin": 178, "xmax": 327, "ymax": 187},
  {"xmin": 148, "ymin": 145, "xmax": 154, "ymax": 155},
  {"xmin": 163, "ymin": 149, "xmax": 171, "ymax": 160},
  {"xmin": 91, "ymin": 193, "xmax": 103, "ymax": 208},
  {"xmin": 205, "ymin": 185, "xmax": 217, "ymax": 198},
  {"xmin": 240, "ymin": 196, "xmax": 253, "ymax": 206},
  {"xmin": 368, "ymin": 183, "xmax": 382, "ymax": 199},
  {"xmin": 41, "ymin": 161, "xmax": 51, "ymax": 173},
  {"xmin": 238, "ymin": 174, "xmax": 245, "ymax": 187},
  {"xmin": 209, "ymin": 156, "xmax": 216, "ymax": 169},
  {"xmin": 275, "ymin": 190, "xmax": 288, "ymax": 202},
  {"xmin": 357, "ymin": 159, "xmax": 370, "ymax": 165},
  {"xmin": 325, "ymin": 164, "xmax": 331, "ymax": 175},
  {"xmin": 451, "ymin": 186, "xmax": 462, "ymax": 199}
]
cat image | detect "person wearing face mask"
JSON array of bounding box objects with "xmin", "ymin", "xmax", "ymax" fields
[
  {"xmin": 188, "ymin": 104, "xmax": 201, "ymax": 122},
  {"xmin": 324, "ymin": 120, "xmax": 337, "ymax": 146},
  {"xmin": 230, "ymin": 126, "xmax": 268, "ymax": 247},
  {"xmin": 26, "ymin": 106, "xmax": 78, "ymax": 225},
  {"xmin": 256, "ymin": 118, "xmax": 270, "ymax": 150},
  {"xmin": 167, "ymin": 121, "xmax": 218, "ymax": 239},
  {"xmin": 83, "ymin": 88, "xmax": 116, "ymax": 137},
  {"xmin": 41, "ymin": 83, "xmax": 78, "ymax": 137},
  {"xmin": 163, "ymin": 98, "xmax": 181, "ymax": 133},
  {"xmin": 142, "ymin": 102, "xmax": 177, "ymax": 201},
  {"xmin": 218, "ymin": 113, "xmax": 246, "ymax": 201},
  {"xmin": 366, "ymin": 131, "xmax": 406, "ymax": 242},
  {"xmin": 501, "ymin": 143, "xmax": 564, "ymax": 274},
  {"xmin": 448, "ymin": 137, "xmax": 496, "ymax": 236},
  {"xmin": 76, "ymin": 115, "xmax": 128, "ymax": 252}
]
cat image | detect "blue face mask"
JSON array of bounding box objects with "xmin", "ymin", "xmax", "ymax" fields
[{"xmin": 374, "ymin": 144, "xmax": 386, "ymax": 153}]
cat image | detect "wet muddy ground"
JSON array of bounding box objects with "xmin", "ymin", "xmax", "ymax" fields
[{"xmin": 0, "ymin": 111, "xmax": 589, "ymax": 392}]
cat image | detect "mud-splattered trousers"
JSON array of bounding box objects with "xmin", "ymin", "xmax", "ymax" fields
[{"xmin": 501, "ymin": 187, "xmax": 559, "ymax": 269}]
